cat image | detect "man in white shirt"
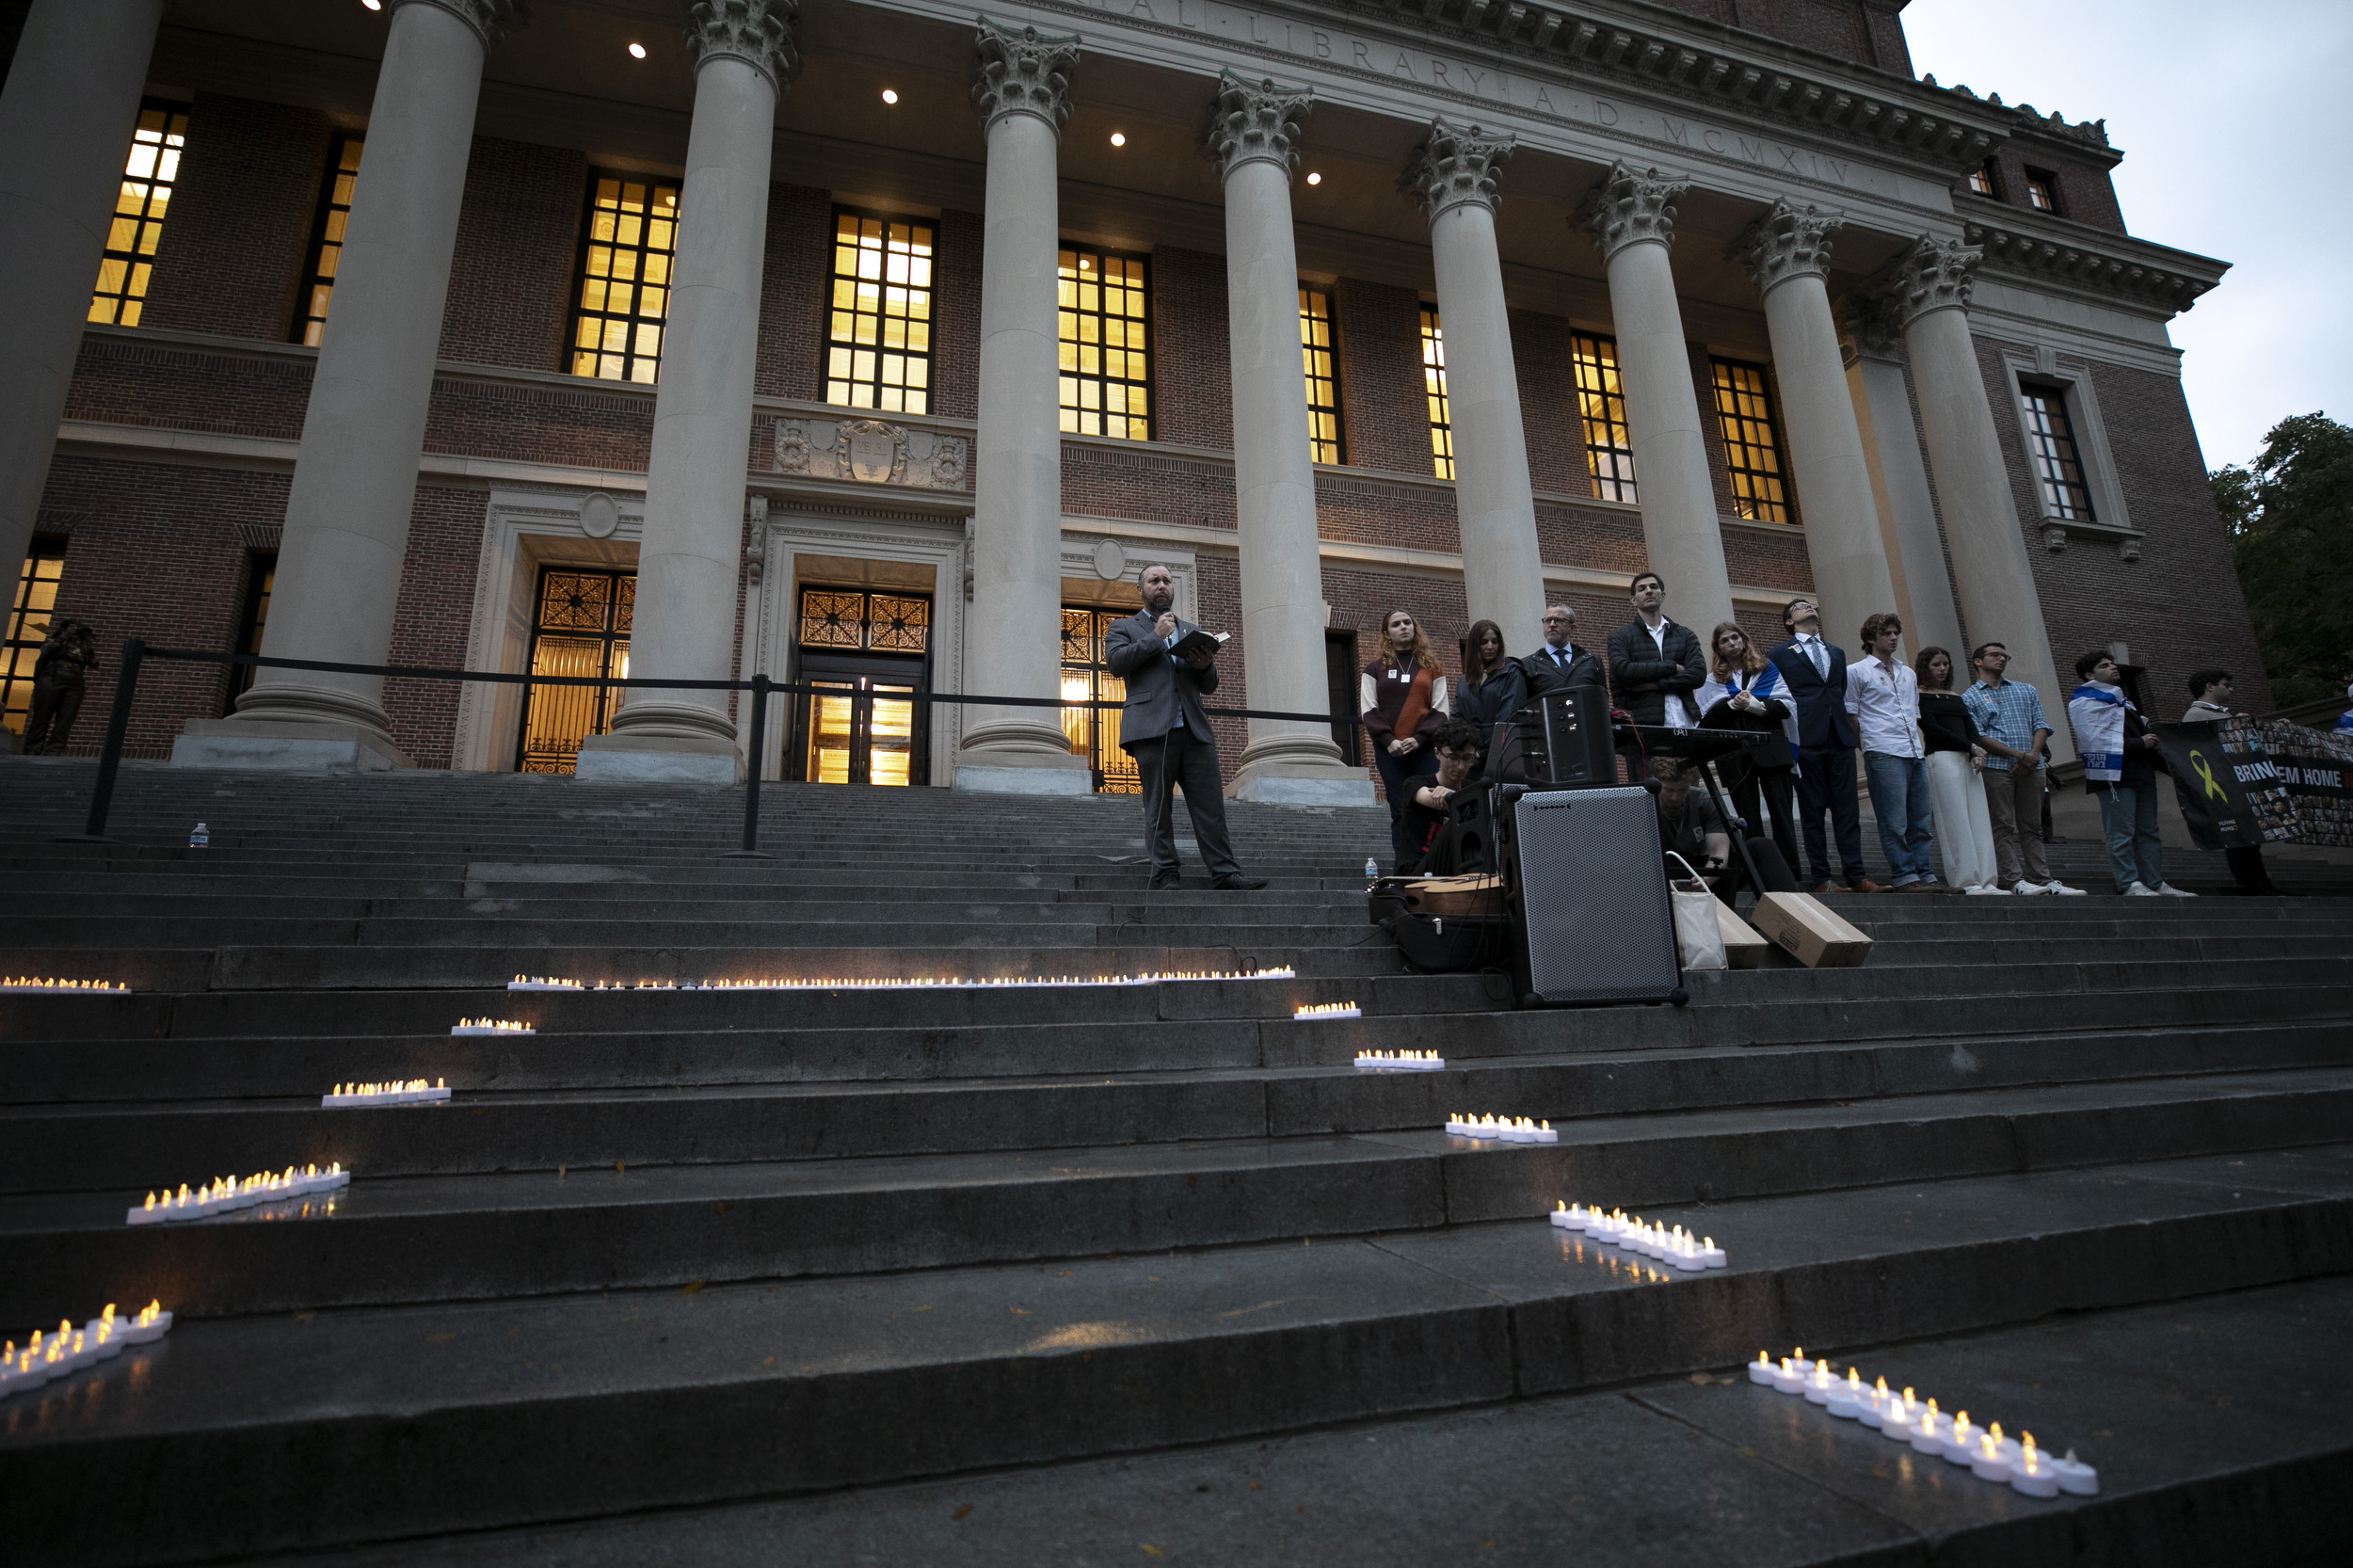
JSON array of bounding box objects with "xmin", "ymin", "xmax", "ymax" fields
[{"xmin": 1845, "ymin": 612, "xmax": 1946, "ymax": 891}]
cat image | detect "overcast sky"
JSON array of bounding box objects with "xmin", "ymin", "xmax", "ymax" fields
[{"xmin": 1903, "ymin": 0, "xmax": 2351, "ymax": 472}]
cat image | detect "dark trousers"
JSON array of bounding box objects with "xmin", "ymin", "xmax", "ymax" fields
[
  {"xmin": 1724, "ymin": 762, "xmax": 1801, "ymax": 874},
  {"xmin": 1370, "ymin": 742, "xmax": 1440, "ymax": 870},
  {"xmin": 2225, "ymin": 844, "xmax": 2281, "ymax": 894},
  {"xmin": 1794, "ymin": 742, "xmax": 1865, "ymax": 886},
  {"xmin": 1129, "ymin": 728, "xmax": 1241, "ymax": 879},
  {"xmin": 25, "ymin": 681, "xmax": 83, "ymax": 753}
]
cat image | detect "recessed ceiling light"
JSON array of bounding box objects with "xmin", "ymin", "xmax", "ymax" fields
[
  {"xmin": 1305, "ymin": 171, "xmax": 1322, "ymax": 185},
  {"xmin": 360, "ymin": 0, "xmax": 381, "ymax": 9},
  {"xmin": 1110, "ymin": 132, "xmax": 1127, "ymax": 148},
  {"xmin": 627, "ymin": 41, "xmax": 647, "ymax": 59},
  {"xmin": 882, "ymin": 88, "xmax": 899, "ymax": 104}
]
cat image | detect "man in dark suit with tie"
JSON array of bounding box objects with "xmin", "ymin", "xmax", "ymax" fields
[
  {"xmin": 1105, "ymin": 564, "xmax": 1267, "ymax": 891},
  {"xmin": 1767, "ymin": 596, "xmax": 1882, "ymax": 894},
  {"xmin": 1517, "ymin": 602, "xmax": 1609, "ymax": 703}
]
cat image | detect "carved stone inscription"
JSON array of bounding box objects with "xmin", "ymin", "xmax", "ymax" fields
[{"xmin": 772, "ymin": 416, "xmax": 969, "ymax": 490}]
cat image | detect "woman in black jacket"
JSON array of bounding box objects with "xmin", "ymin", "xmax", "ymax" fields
[{"xmin": 1455, "ymin": 619, "xmax": 1527, "ymax": 775}]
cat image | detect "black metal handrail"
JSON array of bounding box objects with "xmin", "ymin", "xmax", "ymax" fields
[{"xmin": 72, "ymin": 641, "xmax": 1366, "ymax": 854}]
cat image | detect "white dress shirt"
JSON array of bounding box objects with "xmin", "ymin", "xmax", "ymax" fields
[
  {"xmin": 1643, "ymin": 618, "xmax": 1692, "ymax": 728},
  {"xmin": 1844, "ymin": 653, "xmax": 1925, "ymax": 758}
]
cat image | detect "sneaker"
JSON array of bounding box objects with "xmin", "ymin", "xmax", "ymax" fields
[
  {"xmin": 2155, "ymin": 882, "xmax": 2199, "ymax": 898},
  {"xmin": 2042, "ymin": 881, "xmax": 2089, "ymax": 897},
  {"xmin": 2012, "ymin": 880, "xmax": 2051, "ymax": 896},
  {"xmin": 1963, "ymin": 883, "xmax": 2013, "ymax": 895},
  {"xmin": 2124, "ymin": 881, "xmax": 2160, "ymax": 896}
]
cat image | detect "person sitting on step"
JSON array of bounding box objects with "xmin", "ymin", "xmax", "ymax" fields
[{"xmin": 1399, "ymin": 720, "xmax": 1484, "ymax": 876}]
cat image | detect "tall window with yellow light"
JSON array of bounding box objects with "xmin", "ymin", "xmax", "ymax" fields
[
  {"xmin": 1058, "ymin": 246, "xmax": 1151, "ymax": 440},
  {"xmin": 1419, "ymin": 307, "xmax": 1453, "ymax": 480},
  {"xmin": 569, "ymin": 175, "xmax": 679, "ymax": 384},
  {"xmin": 1300, "ymin": 286, "xmax": 1342, "ymax": 464},
  {"xmin": 825, "ymin": 211, "xmax": 934, "ymax": 414},
  {"xmin": 90, "ymin": 104, "xmax": 188, "ymax": 327}
]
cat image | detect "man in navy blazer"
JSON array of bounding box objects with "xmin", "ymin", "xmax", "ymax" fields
[{"xmin": 1767, "ymin": 597, "xmax": 1883, "ymax": 893}]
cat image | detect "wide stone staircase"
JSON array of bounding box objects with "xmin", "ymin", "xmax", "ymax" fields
[{"xmin": 2, "ymin": 757, "xmax": 2349, "ymax": 1566}]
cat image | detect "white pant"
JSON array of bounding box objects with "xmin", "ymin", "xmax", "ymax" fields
[{"xmin": 1925, "ymin": 749, "xmax": 1999, "ymax": 888}]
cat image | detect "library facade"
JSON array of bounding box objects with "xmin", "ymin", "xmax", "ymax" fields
[{"xmin": 0, "ymin": 0, "xmax": 2257, "ymax": 795}]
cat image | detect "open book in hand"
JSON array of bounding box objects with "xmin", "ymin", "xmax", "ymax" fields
[{"xmin": 1171, "ymin": 628, "xmax": 1230, "ymax": 660}]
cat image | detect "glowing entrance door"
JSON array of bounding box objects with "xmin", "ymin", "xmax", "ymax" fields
[
  {"xmin": 517, "ymin": 568, "xmax": 632, "ymax": 773},
  {"xmin": 1061, "ymin": 607, "xmax": 1140, "ymax": 793},
  {"xmin": 789, "ymin": 585, "xmax": 930, "ymax": 785}
]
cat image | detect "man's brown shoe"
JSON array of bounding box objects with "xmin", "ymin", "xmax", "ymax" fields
[
  {"xmin": 1809, "ymin": 881, "xmax": 1839, "ymax": 894},
  {"xmin": 1897, "ymin": 880, "xmax": 1942, "ymax": 893},
  {"xmin": 1849, "ymin": 878, "xmax": 1890, "ymax": 893}
]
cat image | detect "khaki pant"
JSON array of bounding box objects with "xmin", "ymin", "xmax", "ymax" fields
[{"xmin": 1981, "ymin": 763, "xmax": 2051, "ymax": 886}]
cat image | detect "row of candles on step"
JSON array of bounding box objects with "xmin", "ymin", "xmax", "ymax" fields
[
  {"xmin": 507, "ymin": 967, "xmax": 1298, "ymax": 993},
  {"xmin": 1, "ymin": 1304, "xmax": 171, "ymax": 1397},
  {"xmin": 322, "ymin": 1080, "xmax": 448, "ymax": 1107},
  {"xmin": 1552, "ymin": 1203, "xmax": 1727, "ymax": 1269},
  {"xmin": 1447, "ymin": 1113, "xmax": 1558, "ymax": 1144},
  {"xmin": 1353, "ymin": 1048, "xmax": 1442, "ymax": 1067},
  {"xmin": 1, "ymin": 976, "xmax": 129, "ymax": 993},
  {"xmin": 1752, "ymin": 1351, "xmax": 2099, "ymax": 1497},
  {"xmin": 126, "ymin": 1164, "xmax": 349, "ymax": 1224}
]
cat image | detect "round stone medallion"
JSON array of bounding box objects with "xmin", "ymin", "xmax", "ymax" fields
[
  {"xmin": 1091, "ymin": 537, "xmax": 1126, "ymax": 580},
  {"xmin": 580, "ymin": 491, "xmax": 620, "ymax": 538}
]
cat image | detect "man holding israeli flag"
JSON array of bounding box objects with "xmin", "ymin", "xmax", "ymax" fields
[{"xmin": 2068, "ymin": 650, "xmax": 2195, "ymax": 897}]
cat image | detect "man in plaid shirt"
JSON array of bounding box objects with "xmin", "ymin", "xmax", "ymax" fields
[{"xmin": 1962, "ymin": 643, "xmax": 2086, "ymax": 895}]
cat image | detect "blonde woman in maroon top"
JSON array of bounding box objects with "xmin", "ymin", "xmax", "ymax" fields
[{"xmin": 1360, "ymin": 608, "xmax": 1451, "ymax": 870}]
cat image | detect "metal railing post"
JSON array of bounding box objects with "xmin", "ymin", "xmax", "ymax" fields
[
  {"xmin": 73, "ymin": 637, "xmax": 143, "ymax": 841},
  {"xmin": 724, "ymin": 671, "xmax": 775, "ymax": 859}
]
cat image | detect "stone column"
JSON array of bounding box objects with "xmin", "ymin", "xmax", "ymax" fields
[
  {"xmin": 1729, "ymin": 200, "xmax": 1898, "ymax": 650},
  {"xmin": 177, "ymin": 0, "xmax": 521, "ymax": 772},
  {"xmin": 1401, "ymin": 119, "xmax": 1545, "ymax": 658},
  {"xmin": 0, "ymin": 0, "xmax": 163, "ymax": 648},
  {"xmin": 579, "ymin": 0, "xmax": 798, "ymax": 784},
  {"xmin": 1574, "ymin": 163, "xmax": 1736, "ymax": 634},
  {"xmin": 952, "ymin": 20, "xmax": 1092, "ymax": 794},
  {"xmin": 1868, "ymin": 236, "xmax": 2072, "ymax": 760},
  {"xmin": 1841, "ymin": 302, "xmax": 1963, "ymax": 660},
  {"xmin": 1208, "ymin": 72, "xmax": 1370, "ymax": 807}
]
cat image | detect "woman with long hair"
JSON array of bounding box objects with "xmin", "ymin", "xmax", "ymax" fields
[
  {"xmin": 1455, "ymin": 618, "xmax": 1526, "ymax": 774},
  {"xmin": 1694, "ymin": 620, "xmax": 1800, "ymax": 871},
  {"xmin": 1915, "ymin": 646, "xmax": 2009, "ymax": 892},
  {"xmin": 1360, "ymin": 607, "xmax": 1450, "ymax": 870}
]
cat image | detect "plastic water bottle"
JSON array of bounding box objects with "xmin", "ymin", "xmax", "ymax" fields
[
  {"xmin": 188, "ymin": 822, "xmax": 209, "ymax": 849},
  {"xmin": 1364, "ymin": 856, "xmax": 1379, "ymax": 880}
]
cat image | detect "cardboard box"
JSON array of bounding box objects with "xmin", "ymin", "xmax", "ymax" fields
[
  {"xmin": 1715, "ymin": 902, "xmax": 1772, "ymax": 969},
  {"xmin": 1749, "ymin": 891, "xmax": 1872, "ymax": 968},
  {"xmin": 1401, "ymin": 873, "xmax": 1504, "ymax": 918}
]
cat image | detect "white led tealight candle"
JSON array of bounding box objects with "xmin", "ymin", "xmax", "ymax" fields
[
  {"xmin": 2008, "ymin": 1433, "xmax": 2061, "ymax": 1497},
  {"xmin": 1533, "ymin": 1120, "xmax": 1557, "ymax": 1144},
  {"xmin": 2048, "ymin": 1448, "xmax": 2098, "ymax": 1496},
  {"xmin": 1825, "ymin": 1368, "xmax": 1865, "ymax": 1419},
  {"xmin": 1748, "ymin": 1351, "xmax": 1777, "ymax": 1385},
  {"xmin": 1803, "ymin": 1360, "xmax": 1837, "ymax": 1405},
  {"xmin": 84, "ymin": 1306, "xmax": 125, "ymax": 1361},
  {"xmin": 119, "ymin": 1301, "xmax": 172, "ymax": 1344},
  {"xmin": 1881, "ymin": 1388, "xmax": 1920, "ymax": 1440},
  {"xmin": 1969, "ymin": 1423, "xmax": 2022, "ymax": 1480},
  {"xmin": 1550, "ymin": 1201, "xmax": 1572, "ymax": 1229},
  {"xmin": 1909, "ymin": 1400, "xmax": 1951, "ymax": 1454},
  {"xmin": 1502, "ymin": 1118, "xmax": 1533, "ymax": 1144},
  {"xmin": 1668, "ymin": 1229, "xmax": 1707, "ymax": 1272},
  {"xmin": 1940, "ymin": 1412, "xmax": 1977, "ymax": 1464},
  {"xmin": 451, "ymin": 1018, "xmax": 534, "ymax": 1036},
  {"xmin": 1769, "ymin": 1356, "xmax": 1803, "ymax": 1394},
  {"xmin": 1857, "ymin": 1377, "xmax": 1890, "ymax": 1429},
  {"xmin": 508, "ymin": 975, "xmax": 583, "ymax": 991}
]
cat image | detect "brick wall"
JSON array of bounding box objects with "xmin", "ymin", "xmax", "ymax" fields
[
  {"xmin": 1064, "ymin": 442, "xmax": 1235, "ymax": 533},
  {"xmin": 754, "ymin": 184, "xmax": 834, "ymax": 402},
  {"xmin": 1333, "ymin": 278, "xmax": 1433, "ymax": 478},
  {"xmin": 1964, "ymin": 144, "xmax": 2126, "ymax": 236},
  {"xmin": 1149, "ymin": 247, "xmax": 1232, "ymax": 451},
  {"xmin": 1648, "ymin": 0, "xmax": 1899, "ymax": 70},
  {"xmin": 1511, "ymin": 308, "xmax": 1593, "ymax": 497},
  {"xmin": 381, "ymin": 486, "xmax": 488, "ymax": 766},
  {"xmin": 422, "ymin": 375, "xmax": 653, "ymax": 472},
  {"xmin": 34, "ymin": 456, "xmax": 290, "ymax": 758},
  {"xmin": 139, "ymin": 93, "xmax": 329, "ymax": 342},
  {"xmin": 1974, "ymin": 334, "xmax": 2274, "ymax": 720},
  {"xmin": 65, "ymin": 336, "xmax": 312, "ymax": 442},
  {"xmin": 439, "ymin": 137, "xmax": 588, "ymax": 370},
  {"xmin": 932, "ymin": 208, "xmax": 984, "ymax": 421}
]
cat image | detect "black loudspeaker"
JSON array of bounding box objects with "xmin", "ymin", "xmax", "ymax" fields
[
  {"xmin": 1497, "ymin": 783, "xmax": 1683, "ymax": 1007},
  {"xmin": 1424, "ymin": 785, "xmax": 1498, "ymax": 876},
  {"xmin": 1511, "ymin": 687, "xmax": 1617, "ymax": 788}
]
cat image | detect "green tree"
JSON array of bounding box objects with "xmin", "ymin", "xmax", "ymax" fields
[{"xmin": 2214, "ymin": 412, "xmax": 2353, "ymax": 711}]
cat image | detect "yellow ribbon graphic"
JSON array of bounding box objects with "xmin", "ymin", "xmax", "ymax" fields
[{"xmin": 2189, "ymin": 747, "xmax": 2229, "ymax": 803}]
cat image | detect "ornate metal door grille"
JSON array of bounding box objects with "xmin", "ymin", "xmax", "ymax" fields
[{"xmin": 1061, "ymin": 607, "xmax": 1140, "ymax": 794}]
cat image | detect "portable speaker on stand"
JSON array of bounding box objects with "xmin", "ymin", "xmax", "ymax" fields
[
  {"xmin": 1496, "ymin": 782, "xmax": 1685, "ymax": 1007},
  {"xmin": 1505, "ymin": 687, "xmax": 1618, "ymax": 789}
]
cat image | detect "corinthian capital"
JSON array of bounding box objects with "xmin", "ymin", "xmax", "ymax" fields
[
  {"xmin": 392, "ymin": 0, "xmax": 529, "ymax": 45},
  {"xmin": 684, "ymin": 0, "xmax": 799, "ymax": 89},
  {"xmin": 1399, "ymin": 118, "xmax": 1513, "ymax": 221},
  {"xmin": 1730, "ymin": 200, "xmax": 1843, "ymax": 296},
  {"xmin": 972, "ymin": 17, "xmax": 1081, "ymax": 136},
  {"xmin": 1573, "ymin": 162, "xmax": 1689, "ymax": 262},
  {"xmin": 1206, "ymin": 70, "xmax": 1313, "ymax": 182},
  {"xmin": 1863, "ymin": 235, "xmax": 1982, "ymax": 330}
]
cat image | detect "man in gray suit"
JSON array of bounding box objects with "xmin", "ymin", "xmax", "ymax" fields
[{"xmin": 1105, "ymin": 564, "xmax": 1267, "ymax": 890}]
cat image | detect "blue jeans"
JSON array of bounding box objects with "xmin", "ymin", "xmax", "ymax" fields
[
  {"xmin": 1863, "ymin": 752, "xmax": 1939, "ymax": 886},
  {"xmin": 2094, "ymin": 777, "xmax": 2164, "ymax": 891}
]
